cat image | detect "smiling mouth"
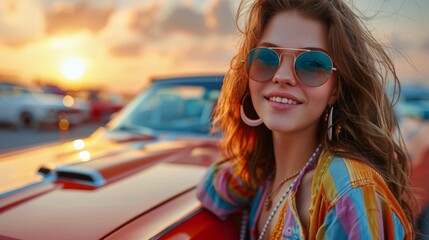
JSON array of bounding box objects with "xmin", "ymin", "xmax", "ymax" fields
[{"xmin": 268, "ymin": 96, "xmax": 299, "ymax": 105}]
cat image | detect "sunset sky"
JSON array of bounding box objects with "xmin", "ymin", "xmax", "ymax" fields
[{"xmin": 0, "ymin": 0, "xmax": 428, "ymax": 95}]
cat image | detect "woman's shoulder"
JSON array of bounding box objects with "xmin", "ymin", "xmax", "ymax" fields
[
  {"xmin": 310, "ymin": 152, "xmax": 413, "ymax": 238},
  {"xmin": 312, "ymin": 151, "xmax": 387, "ymax": 204}
]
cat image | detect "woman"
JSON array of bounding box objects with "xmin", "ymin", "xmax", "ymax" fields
[{"xmin": 197, "ymin": 0, "xmax": 415, "ymax": 239}]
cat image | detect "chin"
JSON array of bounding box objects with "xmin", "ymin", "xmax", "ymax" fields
[{"xmin": 263, "ymin": 121, "xmax": 296, "ymax": 133}]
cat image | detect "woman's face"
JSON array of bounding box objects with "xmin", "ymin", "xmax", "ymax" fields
[{"xmin": 249, "ymin": 11, "xmax": 337, "ymax": 136}]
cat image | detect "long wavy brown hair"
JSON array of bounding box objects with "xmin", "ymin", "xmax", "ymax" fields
[{"xmin": 212, "ymin": 0, "xmax": 416, "ymax": 226}]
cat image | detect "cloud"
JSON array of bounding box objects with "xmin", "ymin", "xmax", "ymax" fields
[
  {"xmin": 109, "ymin": 40, "xmax": 142, "ymax": 58},
  {"xmin": 422, "ymin": 38, "xmax": 429, "ymax": 52},
  {"xmin": 166, "ymin": 34, "xmax": 237, "ymax": 71},
  {"xmin": 206, "ymin": 0, "xmax": 236, "ymax": 34},
  {"xmin": 103, "ymin": 4, "xmax": 163, "ymax": 58},
  {"xmin": 160, "ymin": 6, "xmax": 208, "ymax": 36},
  {"xmin": 0, "ymin": 1, "xmax": 45, "ymax": 47},
  {"xmin": 45, "ymin": 2, "xmax": 114, "ymax": 35},
  {"xmin": 128, "ymin": 4, "xmax": 162, "ymax": 38},
  {"xmin": 108, "ymin": 0, "xmax": 237, "ymax": 54},
  {"xmin": 148, "ymin": 1, "xmax": 236, "ymax": 37}
]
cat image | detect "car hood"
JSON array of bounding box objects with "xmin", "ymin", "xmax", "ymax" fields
[
  {"xmin": 0, "ymin": 129, "xmax": 220, "ymax": 239},
  {"xmin": 0, "ymin": 128, "xmax": 145, "ymax": 195},
  {"xmin": 0, "ymin": 127, "xmax": 219, "ymax": 197}
]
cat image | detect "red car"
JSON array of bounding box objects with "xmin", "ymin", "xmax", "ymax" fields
[
  {"xmin": 396, "ymin": 84, "xmax": 429, "ymax": 234},
  {"xmin": 73, "ymin": 90, "xmax": 124, "ymax": 123},
  {"xmin": 0, "ymin": 75, "xmax": 242, "ymax": 239},
  {"xmin": 400, "ymin": 117, "xmax": 429, "ymax": 233}
]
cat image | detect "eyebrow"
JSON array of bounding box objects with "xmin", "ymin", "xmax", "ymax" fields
[{"xmin": 258, "ymin": 42, "xmax": 330, "ymax": 54}]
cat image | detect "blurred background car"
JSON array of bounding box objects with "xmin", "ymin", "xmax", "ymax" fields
[
  {"xmin": 40, "ymin": 83, "xmax": 68, "ymax": 95},
  {"xmin": 0, "ymin": 80, "xmax": 89, "ymax": 129},
  {"xmin": 70, "ymin": 89, "xmax": 125, "ymax": 123},
  {"xmin": 39, "ymin": 83, "xmax": 124, "ymax": 124},
  {"xmin": 395, "ymin": 83, "xmax": 429, "ymax": 121},
  {"xmin": 394, "ymin": 83, "xmax": 429, "ymax": 237},
  {"xmin": 0, "ymin": 74, "xmax": 241, "ymax": 240}
]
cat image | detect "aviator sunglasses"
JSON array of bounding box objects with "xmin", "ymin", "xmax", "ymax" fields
[{"xmin": 245, "ymin": 47, "xmax": 337, "ymax": 87}]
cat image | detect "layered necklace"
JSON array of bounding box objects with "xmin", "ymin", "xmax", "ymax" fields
[
  {"xmin": 264, "ymin": 169, "xmax": 300, "ymax": 211},
  {"xmin": 258, "ymin": 144, "xmax": 322, "ymax": 240}
]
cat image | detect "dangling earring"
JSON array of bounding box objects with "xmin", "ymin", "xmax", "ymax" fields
[
  {"xmin": 240, "ymin": 95, "xmax": 262, "ymax": 127},
  {"xmin": 335, "ymin": 125, "xmax": 342, "ymax": 138},
  {"xmin": 327, "ymin": 106, "xmax": 333, "ymax": 141}
]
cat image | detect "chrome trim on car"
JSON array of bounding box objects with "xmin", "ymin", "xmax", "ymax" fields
[{"xmin": 55, "ymin": 166, "xmax": 106, "ymax": 186}]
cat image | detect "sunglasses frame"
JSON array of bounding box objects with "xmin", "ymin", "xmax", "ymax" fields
[{"xmin": 244, "ymin": 47, "xmax": 337, "ymax": 87}]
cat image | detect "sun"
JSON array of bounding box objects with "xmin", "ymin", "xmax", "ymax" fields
[{"xmin": 60, "ymin": 57, "xmax": 87, "ymax": 80}]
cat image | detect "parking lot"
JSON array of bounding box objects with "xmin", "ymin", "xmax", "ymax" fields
[{"xmin": 0, "ymin": 123, "xmax": 100, "ymax": 153}]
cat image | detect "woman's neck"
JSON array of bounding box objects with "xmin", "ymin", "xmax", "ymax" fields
[{"xmin": 272, "ymin": 129, "xmax": 319, "ymax": 179}]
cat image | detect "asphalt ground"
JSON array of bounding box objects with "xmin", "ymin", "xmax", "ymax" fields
[{"xmin": 0, "ymin": 122, "xmax": 101, "ymax": 153}]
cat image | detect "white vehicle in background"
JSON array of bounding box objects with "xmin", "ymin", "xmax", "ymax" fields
[{"xmin": 0, "ymin": 81, "xmax": 89, "ymax": 129}]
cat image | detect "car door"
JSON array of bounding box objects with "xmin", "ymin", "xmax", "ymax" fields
[{"xmin": 0, "ymin": 83, "xmax": 17, "ymax": 123}]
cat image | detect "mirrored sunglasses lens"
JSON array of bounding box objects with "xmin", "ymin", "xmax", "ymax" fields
[
  {"xmin": 247, "ymin": 48, "xmax": 279, "ymax": 81},
  {"xmin": 295, "ymin": 51, "xmax": 333, "ymax": 87}
]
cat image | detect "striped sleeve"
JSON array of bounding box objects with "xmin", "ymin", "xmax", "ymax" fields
[
  {"xmin": 311, "ymin": 156, "xmax": 411, "ymax": 239},
  {"xmin": 316, "ymin": 184, "xmax": 407, "ymax": 239},
  {"xmin": 196, "ymin": 162, "xmax": 256, "ymax": 219}
]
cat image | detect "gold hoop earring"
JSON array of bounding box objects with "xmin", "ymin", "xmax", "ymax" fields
[{"xmin": 240, "ymin": 95, "xmax": 262, "ymax": 127}]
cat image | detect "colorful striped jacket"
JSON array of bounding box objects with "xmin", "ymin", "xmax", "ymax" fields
[{"xmin": 197, "ymin": 150, "xmax": 413, "ymax": 239}]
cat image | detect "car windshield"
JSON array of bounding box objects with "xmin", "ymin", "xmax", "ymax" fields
[{"xmin": 108, "ymin": 79, "xmax": 222, "ymax": 135}]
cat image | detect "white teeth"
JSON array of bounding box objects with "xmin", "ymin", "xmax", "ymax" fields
[{"xmin": 269, "ymin": 96, "xmax": 297, "ymax": 105}]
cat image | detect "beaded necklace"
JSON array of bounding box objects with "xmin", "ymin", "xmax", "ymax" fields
[{"xmin": 257, "ymin": 144, "xmax": 322, "ymax": 240}]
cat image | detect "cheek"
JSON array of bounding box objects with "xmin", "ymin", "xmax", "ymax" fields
[
  {"xmin": 312, "ymin": 77, "xmax": 337, "ymax": 104},
  {"xmin": 248, "ymin": 81, "xmax": 265, "ymax": 112},
  {"xmin": 248, "ymin": 80, "xmax": 263, "ymax": 99},
  {"xmin": 307, "ymin": 85, "xmax": 335, "ymax": 109},
  {"xmin": 248, "ymin": 80, "xmax": 257, "ymax": 93}
]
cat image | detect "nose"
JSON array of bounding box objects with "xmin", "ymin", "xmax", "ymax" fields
[{"xmin": 272, "ymin": 53, "xmax": 297, "ymax": 86}]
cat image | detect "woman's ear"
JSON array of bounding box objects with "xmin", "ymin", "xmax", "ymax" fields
[{"xmin": 328, "ymin": 78, "xmax": 338, "ymax": 105}]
